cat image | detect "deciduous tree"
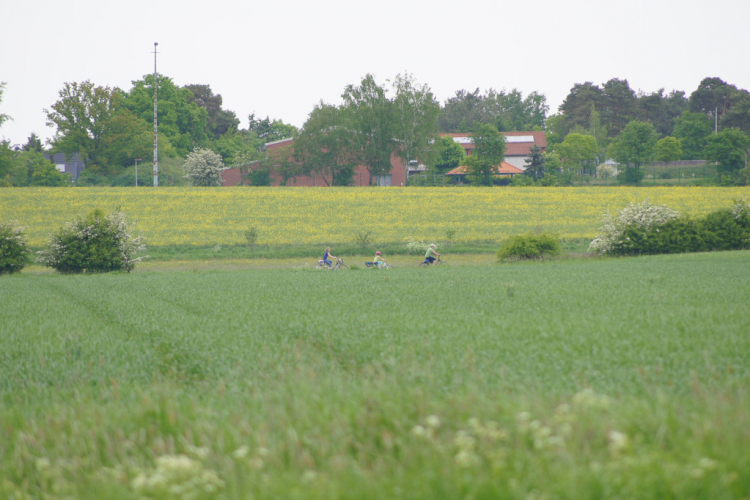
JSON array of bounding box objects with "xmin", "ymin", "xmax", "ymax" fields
[
  {"xmin": 341, "ymin": 74, "xmax": 396, "ymax": 184},
  {"xmin": 45, "ymin": 81, "xmax": 120, "ymax": 168},
  {"xmin": 0, "ymin": 82, "xmax": 11, "ymax": 131},
  {"xmin": 557, "ymin": 133, "xmax": 598, "ymax": 173},
  {"xmin": 293, "ymin": 102, "xmax": 355, "ymax": 186},
  {"xmin": 185, "ymin": 84, "xmax": 240, "ymax": 139},
  {"xmin": 609, "ymin": 120, "xmax": 658, "ymax": 184},
  {"xmin": 655, "ymin": 137, "xmax": 682, "ymax": 164},
  {"xmin": 121, "ymin": 74, "xmax": 209, "ymax": 156},
  {"xmin": 466, "ymin": 122, "xmax": 505, "ymax": 186},
  {"xmin": 673, "ymin": 111, "xmax": 712, "ymax": 160},
  {"xmin": 704, "ymin": 128, "xmax": 750, "ymax": 175},
  {"xmin": 391, "ymin": 73, "xmax": 440, "ymax": 174},
  {"xmin": 431, "ymin": 136, "xmax": 465, "ymax": 173}
]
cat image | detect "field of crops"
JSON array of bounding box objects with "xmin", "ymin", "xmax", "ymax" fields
[
  {"xmin": 2, "ymin": 252, "xmax": 749, "ymax": 499},
  {"xmin": 2, "ymin": 186, "xmax": 749, "ymax": 247}
]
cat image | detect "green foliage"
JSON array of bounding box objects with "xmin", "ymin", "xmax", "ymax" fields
[
  {"xmin": 523, "ymin": 144, "xmax": 545, "ymax": 180},
  {"xmin": 0, "ymin": 220, "xmax": 29, "ymax": 274},
  {"xmin": 29, "ymin": 160, "xmax": 71, "ymax": 187},
  {"xmin": 121, "ymin": 74, "xmax": 209, "ymax": 157},
  {"xmin": 537, "ymin": 172, "xmax": 560, "ymax": 186},
  {"xmin": 704, "ymin": 128, "xmax": 750, "ymax": 174},
  {"xmin": 294, "ymin": 103, "xmax": 355, "ymax": 186},
  {"xmin": 431, "ymin": 135, "xmax": 466, "ymax": 173},
  {"xmin": 655, "ymin": 136, "xmax": 682, "ymax": 163},
  {"xmin": 557, "ymin": 133, "xmax": 598, "ymax": 171},
  {"xmin": 496, "ymin": 232, "xmax": 562, "ymax": 261},
  {"xmin": 342, "ymin": 74, "xmax": 398, "ymax": 182},
  {"xmin": 36, "ymin": 209, "xmax": 146, "ymax": 273},
  {"xmin": 248, "ymin": 167, "xmax": 271, "ymax": 186},
  {"xmin": 610, "ymin": 120, "xmax": 658, "ymax": 184},
  {"xmin": 0, "ymin": 81, "xmax": 11, "ymax": 130},
  {"xmin": 510, "ymin": 174, "xmax": 535, "ymax": 186},
  {"xmin": 354, "ymin": 230, "xmax": 375, "ymax": 250},
  {"xmin": 391, "ymin": 73, "xmax": 441, "ymax": 170},
  {"xmin": 445, "ymin": 228, "xmax": 457, "ymax": 244},
  {"xmin": 7, "ymin": 150, "xmax": 59, "ymax": 186},
  {"xmin": 673, "ymin": 111, "xmax": 712, "ymax": 160},
  {"xmin": 244, "ymin": 227, "xmax": 259, "ymax": 248},
  {"xmin": 0, "ymin": 140, "xmax": 14, "ymax": 182},
  {"xmin": 2, "ymin": 254, "xmax": 750, "ymax": 497},
  {"xmin": 466, "ymin": 122, "xmax": 506, "ymax": 185},
  {"xmin": 591, "ymin": 199, "xmax": 750, "ymax": 256},
  {"xmin": 184, "ymin": 84, "xmax": 240, "ymax": 139},
  {"xmin": 439, "ymin": 88, "xmax": 548, "ymax": 132}
]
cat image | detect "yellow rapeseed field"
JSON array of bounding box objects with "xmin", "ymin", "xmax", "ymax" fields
[{"xmin": 2, "ymin": 187, "xmax": 749, "ymax": 247}]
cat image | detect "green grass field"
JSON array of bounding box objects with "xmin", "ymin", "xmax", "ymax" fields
[{"xmin": 2, "ymin": 251, "xmax": 749, "ymax": 499}]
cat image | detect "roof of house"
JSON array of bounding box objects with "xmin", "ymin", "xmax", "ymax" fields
[
  {"xmin": 445, "ymin": 162, "xmax": 524, "ymax": 176},
  {"xmin": 440, "ymin": 131, "xmax": 547, "ymax": 156}
]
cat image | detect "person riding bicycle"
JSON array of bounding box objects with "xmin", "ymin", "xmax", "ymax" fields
[
  {"xmin": 322, "ymin": 247, "xmax": 337, "ymax": 268},
  {"xmin": 372, "ymin": 251, "xmax": 386, "ymax": 269},
  {"xmin": 424, "ymin": 244, "xmax": 441, "ymax": 264}
]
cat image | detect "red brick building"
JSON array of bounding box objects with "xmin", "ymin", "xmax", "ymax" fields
[
  {"xmin": 440, "ymin": 131, "xmax": 547, "ymax": 171},
  {"xmin": 221, "ymin": 131, "xmax": 546, "ymax": 187},
  {"xmin": 221, "ymin": 138, "xmax": 408, "ymax": 187}
]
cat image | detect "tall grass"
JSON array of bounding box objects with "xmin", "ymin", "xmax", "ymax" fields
[{"xmin": 1, "ymin": 252, "xmax": 749, "ymax": 498}]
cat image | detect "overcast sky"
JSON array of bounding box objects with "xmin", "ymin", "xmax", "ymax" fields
[{"xmin": 1, "ymin": 0, "xmax": 748, "ymax": 146}]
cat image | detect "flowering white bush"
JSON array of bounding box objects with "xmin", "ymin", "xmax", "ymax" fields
[
  {"xmin": 404, "ymin": 237, "xmax": 433, "ymax": 255},
  {"xmin": 36, "ymin": 209, "xmax": 146, "ymax": 273},
  {"xmin": 183, "ymin": 148, "xmax": 225, "ymax": 187},
  {"xmin": 731, "ymin": 198, "xmax": 750, "ymax": 221},
  {"xmin": 0, "ymin": 219, "xmax": 29, "ymax": 274},
  {"xmin": 596, "ymin": 164, "xmax": 617, "ymax": 179},
  {"xmin": 588, "ymin": 200, "xmax": 680, "ymax": 254},
  {"xmin": 131, "ymin": 454, "xmax": 224, "ymax": 499}
]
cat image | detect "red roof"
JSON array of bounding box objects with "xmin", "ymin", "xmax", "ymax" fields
[
  {"xmin": 445, "ymin": 162, "xmax": 524, "ymax": 176},
  {"xmin": 440, "ymin": 131, "xmax": 546, "ymax": 156}
]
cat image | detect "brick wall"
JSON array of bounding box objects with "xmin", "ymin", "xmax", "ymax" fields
[{"xmin": 221, "ymin": 139, "xmax": 409, "ymax": 187}]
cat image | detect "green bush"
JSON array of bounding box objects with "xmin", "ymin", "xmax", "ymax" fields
[
  {"xmin": 36, "ymin": 209, "xmax": 146, "ymax": 274},
  {"xmin": 510, "ymin": 174, "xmax": 535, "ymax": 186},
  {"xmin": 497, "ymin": 233, "xmax": 562, "ymax": 261},
  {"xmin": 537, "ymin": 173, "xmax": 559, "ymax": 186},
  {"xmin": 600, "ymin": 201, "xmax": 750, "ymax": 256},
  {"xmin": 0, "ymin": 220, "xmax": 30, "ymax": 274}
]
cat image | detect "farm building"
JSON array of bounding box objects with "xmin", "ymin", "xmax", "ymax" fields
[{"xmin": 221, "ymin": 131, "xmax": 546, "ymax": 187}]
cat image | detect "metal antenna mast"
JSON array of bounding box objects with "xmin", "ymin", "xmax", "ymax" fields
[{"xmin": 153, "ymin": 42, "xmax": 159, "ymax": 187}]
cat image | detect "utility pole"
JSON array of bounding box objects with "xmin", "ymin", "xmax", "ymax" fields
[{"xmin": 153, "ymin": 42, "xmax": 159, "ymax": 187}]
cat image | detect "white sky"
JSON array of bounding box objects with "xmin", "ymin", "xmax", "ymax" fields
[{"xmin": 1, "ymin": 0, "xmax": 748, "ymax": 146}]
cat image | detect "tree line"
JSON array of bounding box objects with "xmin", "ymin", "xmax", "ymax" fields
[{"xmin": 1, "ymin": 75, "xmax": 749, "ymax": 187}]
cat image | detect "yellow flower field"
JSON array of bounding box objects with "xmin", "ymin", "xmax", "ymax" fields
[{"xmin": 2, "ymin": 187, "xmax": 749, "ymax": 247}]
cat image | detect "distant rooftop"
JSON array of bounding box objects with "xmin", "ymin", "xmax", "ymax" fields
[{"xmin": 452, "ymin": 135, "xmax": 535, "ymax": 145}]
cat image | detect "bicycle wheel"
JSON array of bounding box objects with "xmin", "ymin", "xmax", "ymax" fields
[
  {"xmin": 338, "ymin": 263, "xmax": 348, "ymax": 269},
  {"xmin": 418, "ymin": 261, "xmax": 429, "ymax": 268}
]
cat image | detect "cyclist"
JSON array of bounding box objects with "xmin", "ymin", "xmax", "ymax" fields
[
  {"xmin": 424, "ymin": 244, "xmax": 441, "ymax": 265},
  {"xmin": 372, "ymin": 251, "xmax": 386, "ymax": 269},
  {"xmin": 322, "ymin": 247, "xmax": 337, "ymax": 268}
]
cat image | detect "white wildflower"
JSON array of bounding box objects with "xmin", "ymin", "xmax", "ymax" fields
[
  {"xmin": 411, "ymin": 425, "xmax": 427, "ymax": 437},
  {"xmin": 607, "ymin": 430, "xmax": 629, "ymax": 454},
  {"xmin": 426, "ymin": 415, "xmax": 441, "ymax": 429}
]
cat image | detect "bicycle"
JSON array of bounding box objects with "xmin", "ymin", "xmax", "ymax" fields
[
  {"xmin": 418, "ymin": 256, "xmax": 443, "ymax": 268},
  {"xmin": 365, "ymin": 261, "xmax": 392, "ymax": 269},
  {"xmin": 317, "ymin": 257, "xmax": 347, "ymax": 270}
]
